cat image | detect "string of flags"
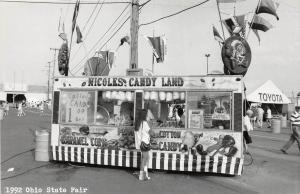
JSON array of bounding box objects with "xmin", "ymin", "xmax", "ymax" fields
[
  {"xmin": 213, "ymin": 25, "xmax": 223, "ymax": 43},
  {"xmin": 58, "ymin": 0, "xmax": 170, "ymax": 75}
]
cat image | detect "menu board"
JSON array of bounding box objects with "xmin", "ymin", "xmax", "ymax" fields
[
  {"xmin": 60, "ymin": 91, "xmax": 95, "ymax": 124},
  {"xmin": 188, "ymin": 109, "xmax": 204, "ymax": 129}
]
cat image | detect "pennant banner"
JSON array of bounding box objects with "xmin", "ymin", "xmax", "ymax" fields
[
  {"xmin": 108, "ymin": 51, "xmax": 116, "ymax": 69},
  {"xmin": 98, "ymin": 50, "xmax": 116, "ymax": 70},
  {"xmin": 59, "ymin": 33, "xmax": 67, "ymax": 41},
  {"xmin": 71, "ymin": 0, "xmax": 80, "ymax": 33},
  {"xmin": 76, "ymin": 25, "xmax": 83, "ymax": 44},
  {"xmin": 251, "ymin": 15, "xmax": 273, "ymax": 32},
  {"xmin": 234, "ymin": 14, "xmax": 246, "ymax": 28},
  {"xmin": 213, "ymin": 25, "xmax": 223, "ymax": 43},
  {"xmin": 252, "ymin": 29, "xmax": 261, "ymax": 44},
  {"xmin": 222, "ymin": 17, "xmax": 237, "ymax": 35},
  {"xmin": 255, "ymin": 0, "xmax": 279, "ymax": 20},
  {"xmin": 146, "ymin": 36, "xmax": 166, "ymax": 63}
]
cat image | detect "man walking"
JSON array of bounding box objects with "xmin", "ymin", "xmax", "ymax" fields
[{"xmin": 281, "ymin": 106, "xmax": 300, "ymax": 154}]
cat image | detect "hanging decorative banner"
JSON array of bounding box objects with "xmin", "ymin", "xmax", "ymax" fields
[
  {"xmin": 58, "ymin": 43, "xmax": 69, "ymax": 76},
  {"xmin": 221, "ymin": 35, "xmax": 251, "ymax": 76}
]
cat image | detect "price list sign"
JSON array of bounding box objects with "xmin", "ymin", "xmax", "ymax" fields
[{"xmin": 60, "ymin": 91, "xmax": 95, "ymax": 124}]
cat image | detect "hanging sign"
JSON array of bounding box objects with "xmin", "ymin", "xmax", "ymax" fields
[{"xmin": 222, "ymin": 35, "xmax": 251, "ymax": 76}]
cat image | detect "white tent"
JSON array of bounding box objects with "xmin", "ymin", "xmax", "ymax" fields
[{"xmin": 247, "ymin": 80, "xmax": 291, "ymax": 104}]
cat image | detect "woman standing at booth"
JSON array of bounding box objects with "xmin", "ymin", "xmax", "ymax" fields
[{"xmin": 135, "ymin": 109, "xmax": 152, "ymax": 181}]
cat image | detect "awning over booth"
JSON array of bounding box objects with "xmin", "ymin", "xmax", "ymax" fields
[{"xmin": 247, "ymin": 80, "xmax": 291, "ymax": 104}]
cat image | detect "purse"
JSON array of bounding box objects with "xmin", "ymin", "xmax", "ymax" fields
[
  {"xmin": 140, "ymin": 122, "xmax": 151, "ymax": 152},
  {"xmin": 140, "ymin": 141, "xmax": 151, "ymax": 152}
]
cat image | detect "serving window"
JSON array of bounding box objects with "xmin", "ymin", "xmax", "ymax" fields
[
  {"xmin": 143, "ymin": 91, "xmax": 186, "ymax": 128},
  {"xmin": 186, "ymin": 91, "xmax": 232, "ymax": 130},
  {"xmin": 97, "ymin": 91, "xmax": 134, "ymax": 126}
]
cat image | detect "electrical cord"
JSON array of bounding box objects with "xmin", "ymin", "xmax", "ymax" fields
[
  {"xmin": 67, "ymin": 162, "xmax": 86, "ymax": 168},
  {"xmin": 140, "ymin": 0, "xmax": 151, "ymax": 7},
  {"xmin": 139, "ymin": 0, "xmax": 210, "ymax": 27},
  {"xmin": 0, "ymin": 0, "xmax": 130, "ymax": 5},
  {"xmin": 1, "ymin": 148, "xmax": 35, "ymax": 164},
  {"xmin": 1, "ymin": 164, "xmax": 51, "ymax": 181}
]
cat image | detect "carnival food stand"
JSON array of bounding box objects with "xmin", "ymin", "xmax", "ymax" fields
[{"xmin": 51, "ymin": 75, "xmax": 244, "ymax": 175}]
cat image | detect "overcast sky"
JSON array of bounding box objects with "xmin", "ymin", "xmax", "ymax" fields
[{"xmin": 0, "ymin": 0, "xmax": 299, "ymax": 96}]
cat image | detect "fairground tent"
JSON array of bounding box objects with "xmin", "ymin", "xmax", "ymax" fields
[{"xmin": 247, "ymin": 80, "xmax": 291, "ymax": 104}]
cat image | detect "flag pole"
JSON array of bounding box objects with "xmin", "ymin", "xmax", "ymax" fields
[
  {"xmin": 246, "ymin": 0, "xmax": 261, "ymax": 40},
  {"xmin": 233, "ymin": 0, "xmax": 236, "ymax": 16},
  {"xmin": 216, "ymin": 0, "xmax": 226, "ymax": 40},
  {"xmin": 67, "ymin": 33, "xmax": 74, "ymax": 76},
  {"xmin": 67, "ymin": 0, "xmax": 79, "ymax": 76}
]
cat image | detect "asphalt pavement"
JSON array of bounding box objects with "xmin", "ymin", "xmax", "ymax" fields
[{"xmin": 1, "ymin": 109, "xmax": 299, "ymax": 194}]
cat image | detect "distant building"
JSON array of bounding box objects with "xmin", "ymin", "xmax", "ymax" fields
[{"xmin": 0, "ymin": 83, "xmax": 49, "ymax": 103}]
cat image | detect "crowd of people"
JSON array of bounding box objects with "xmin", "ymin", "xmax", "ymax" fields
[
  {"xmin": 249, "ymin": 105, "xmax": 273, "ymax": 129},
  {"xmin": 0, "ymin": 100, "xmax": 52, "ymax": 118}
]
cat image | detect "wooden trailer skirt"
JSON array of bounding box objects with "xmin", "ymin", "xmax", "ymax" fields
[{"xmin": 51, "ymin": 146, "xmax": 243, "ymax": 175}]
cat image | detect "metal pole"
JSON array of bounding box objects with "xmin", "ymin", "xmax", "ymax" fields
[
  {"xmin": 246, "ymin": 0, "xmax": 261, "ymax": 40},
  {"xmin": 13, "ymin": 71, "xmax": 15, "ymax": 105},
  {"xmin": 207, "ymin": 57, "xmax": 208, "ymax": 75},
  {"xmin": 50, "ymin": 48, "xmax": 59, "ymax": 94},
  {"xmin": 216, "ymin": 0, "xmax": 226, "ymax": 40},
  {"xmin": 47, "ymin": 62, "xmax": 51, "ymax": 100},
  {"xmin": 205, "ymin": 54, "xmax": 210, "ymax": 75}
]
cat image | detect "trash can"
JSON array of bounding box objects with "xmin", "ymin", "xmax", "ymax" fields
[
  {"xmin": 0, "ymin": 108, "xmax": 4, "ymax": 120},
  {"xmin": 272, "ymin": 119, "xmax": 281, "ymax": 134},
  {"xmin": 35, "ymin": 129, "xmax": 50, "ymax": 161},
  {"xmin": 280, "ymin": 116, "xmax": 287, "ymax": 128}
]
